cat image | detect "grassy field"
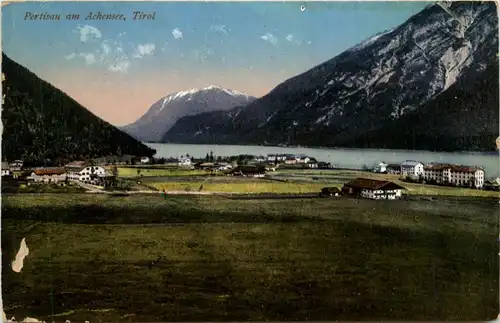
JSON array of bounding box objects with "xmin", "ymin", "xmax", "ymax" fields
[
  {"xmin": 114, "ymin": 167, "xmax": 207, "ymax": 178},
  {"xmin": 2, "ymin": 193, "xmax": 498, "ymax": 321},
  {"xmin": 149, "ymin": 179, "xmax": 329, "ymax": 193}
]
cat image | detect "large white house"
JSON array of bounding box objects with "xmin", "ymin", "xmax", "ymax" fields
[
  {"xmin": 267, "ymin": 154, "xmax": 288, "ymax": 162},
  {"xmin": 342, "ymin": 178, "xmax": 405, "ymax": 200},
  {"xmin": 178, "ymin": 157, "xmax": 192, "ymax": 166},
  {"xmin": 28, "ymin": 168, "xmax": 67, "ymax": 183},
  {"xmin": 400, "ymin": 160, "xmax": 424, "ymax": 177},
  {"xmin": 9, "ymin": 160, "xmax": 23, "ymax": 171},
  {"xmin": 373, "ymin": 162, "xmax": 388, "ymax": 173},
  {"xmin": 65, "ymin": 161, "xmax": 106, "ymax": 183},
  {"xmin": 1, "ymin": 162, "xmax": 11, "ymax": 176},
  {"xmin": 423, "ymin": 164, "xmax": 485, "ymax": 188}
]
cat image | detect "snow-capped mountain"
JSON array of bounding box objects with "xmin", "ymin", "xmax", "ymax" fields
[
  {"xmin": 120, "ymin": 85, "xmax": 255, "ymax": 142},
  {"xmin": 163, "ymin": 2, "xmax": 498, "ymax": 151}
]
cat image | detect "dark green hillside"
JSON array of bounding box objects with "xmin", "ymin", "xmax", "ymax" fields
[{"xmin": 1, "ymin": 53, "xmax": 155, "ymax": 165}]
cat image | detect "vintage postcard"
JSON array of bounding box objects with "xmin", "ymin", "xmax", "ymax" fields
[{"xmin": 1, "ymin": 0, "xmax": 499, "ymax": 322}]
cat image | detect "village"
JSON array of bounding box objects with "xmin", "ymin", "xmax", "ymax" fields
[{"xmin": 2, "ymin": 152, "xmax": 498, "ymax": 200}]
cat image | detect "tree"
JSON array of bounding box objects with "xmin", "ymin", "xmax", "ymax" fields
[
  {"xmin": 209, "ymin": 151, "xmax": 214, "ymax": 162},
  {"xmin": 111, "ymin": 166, "xmax": 119, "ymax": 177},
  {"xmin": 205, "ymin": 153, "xmax": 210, "ymax": 161},
  {"xmin": 137, "ymin": 169, "xmax": 141, "ymax": 176}
]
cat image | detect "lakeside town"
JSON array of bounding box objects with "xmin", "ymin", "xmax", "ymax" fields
[
  {"xmin": 2, "ymin": 152, "xmax": 499, "ymax": 201},
  {"xmin": 2, "ymin": 1, "xmax": 499, "ymax": 321}
]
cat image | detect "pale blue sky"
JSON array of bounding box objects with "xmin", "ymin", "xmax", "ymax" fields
[{"xmin": 2, "ymin": 1, "xmax": 430, "ymax": 125}]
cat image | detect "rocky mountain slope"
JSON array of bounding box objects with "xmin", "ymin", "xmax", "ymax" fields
[
  {"xmin": 163, "ymin": 2, "xmax": 499, "ymax": 151},
  {"xmin": 121, "ymin": 85, "xmax": 255, "ymax": 142},
  {"xmin": 1, "ymin": 53, "xmax": 156, "ymax": 165}
]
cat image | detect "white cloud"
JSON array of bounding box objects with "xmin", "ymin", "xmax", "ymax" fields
[
  {"xmin": 133, "ymin": 43, "xmax": 156, "ymax": 58},
  {"xmin": 76, "ymin": 25, "xmax": 102, "ymax": 42},
  {"xmin": 210, "ymin": 24, "xmax": 228, "ymax": 34},
  {"xmin": 172, "ymin": 28, "xmax": 183, "ymax": 40},
  {"xmin": 112, "ymin": 39, "xmax": 124, "ymax": 53},
  {"xmin": 98, "ymin": 41, "xmax": 112, "ymax": 62},
  {"xmin": 260, "ymin": 33, "xmax": 278, "ymax": 45},
  {"xmin": 193, "ymin": 46, "xmax": 214, "ymax": 62},
  {"xmin": 108, "ymin": 57, "xmax": 130, "ymax": 73},
  {"xmin": 101, "ymin": 42, "xmax": 111, "ymax": 55},
  {"xmin": 64, "ymin": 53, "xmax": 76, "ymax": 60},
  {"xmin": 285, "ymin": 34, "xmax": 301, "ymax": 45},
  {"xmin": 79, "ymin": 53, "xmax": 96, "ymax": 65}
]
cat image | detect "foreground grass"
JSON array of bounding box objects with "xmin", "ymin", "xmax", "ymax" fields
[
  {"xmin": 1, "ymin": 182, "xmax": 86, "ymax": 194},
  {"xmin": 2, "ymin": 194, "xmax": 498, "ymax": 321}
]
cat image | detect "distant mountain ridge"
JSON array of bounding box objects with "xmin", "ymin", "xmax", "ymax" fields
[
  {"xmin": 163, "ymin": 1, "xmax": 499, "ymax": 152},
  {"xmin": 120, "ymin": 85, "xmax": 256, "ymax": 142},
  {"xmin": 1, "ymin": 53, "xmax": 156, "ymax": 165}
]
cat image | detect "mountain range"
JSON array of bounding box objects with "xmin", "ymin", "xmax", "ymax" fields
[
  {"xmin": 120, "ymin": 86, "xmax": 255, "ymax": 142},
  {"xmin": 162, "ymin": 1, "xmax": 499, "ymax": 152},
  {"xmin": 1, "ymin": 53, "xmax": 156, "ymax": 165}
]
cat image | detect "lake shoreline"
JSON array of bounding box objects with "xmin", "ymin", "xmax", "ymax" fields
[
  {"xmin": 145, "ymin": 143, "xmax": 500, "ymax": 178},
  {"xmin": 152, "ymin": 141, "xmax": 499, "ymax": 154}
]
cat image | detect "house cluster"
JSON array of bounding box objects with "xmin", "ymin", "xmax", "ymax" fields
[
  {"xmin": 373, "ymin": 160, "xmax": 488, "ymax": 189},
  {"xmin": 1, "ymin": 160, "xmax": 111, "ymax": 186},
  {"xmin": 266, "ymin": 154, "xmax": 321, "ymax": 168},
  {"xmin": 321, "ymin": 178, "xmax": 405, "ymax": 200},
  {"xmin": 1, "ymin": 160, "xmax": 24, "ymax": 177},
  {"xmin": 194, "ymin": 162, "xmax": 233, "ymax": 171}
]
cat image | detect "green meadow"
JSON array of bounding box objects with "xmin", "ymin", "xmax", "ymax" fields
[{"xmin": 2, "ymin": 193, "xmax": 498, "ymax": 321}]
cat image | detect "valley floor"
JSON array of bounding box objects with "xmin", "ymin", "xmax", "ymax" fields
[{"xmin": 2, "ymin": 193, "xmax": 498, "ymax": 321}]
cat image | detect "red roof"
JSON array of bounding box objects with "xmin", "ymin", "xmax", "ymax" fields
[
  {"xmin": 33, "ymin": 168, "xmax": 66, "ymax": 176},
  {"xmin": 450, "ymin": 165, "xmax": 482, "ymax": 173},
  {"xmin": 343, "ymin": 178, "xmax": 405, "ymax": 190}
]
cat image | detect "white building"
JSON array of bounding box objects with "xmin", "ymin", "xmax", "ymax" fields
[
  {"xmin": 342, "ymin": 178, "xmax": 405, "ymax": 200},
  {"xmin": 9, "ymin": 160, "xmax": 23, "ymax": 171},
  {"xmin": 140, "ymin": 157, "xmax": 150, "ymax": 164},
  {"xmin": 28, "ymin": 168, "xmax": 67, "ymax": 183},
  {"xmin": 216, "ymin": 163, "xmax": 232, "ymax": 171},
  {"xmin": 307, "ymin": 161, "xmax": 318, "ymax": 168},
  {"xmin": 254, "ymin": 156, "xmax": 267, "ymax": 163},
  {"xmin": 178, "ymin": 157, "xmax": 192, "ymax": 166},
  {"xmin": 423, "ymin": 164, "xmax": 485, "ymax": 188},
  {"xmin": 400, "ymin": 160, "xmax": 424, "ymax": 177},
  {"xmin": 373, "ymin": 162, "xmax": 388, "ymax": 173},
  {"xmin": 267, "ymin": 154, "xmax": 288, "ymax": 162},
  {"xmin": 1, "ymin": 162, "xmax": 11, "ymax": 176},
  {"xmin": 65, "ymin": 161, "xmax": 106, "ymax": 183},
  {"xmin": 295, "ymin": 155, "xmax": 310, "ymax": 164}
]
